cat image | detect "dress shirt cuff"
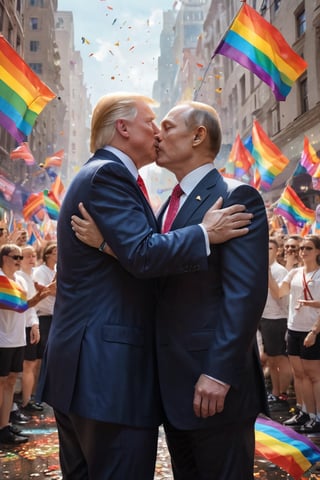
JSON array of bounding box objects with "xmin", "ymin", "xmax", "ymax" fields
[
  {"xmin": 204, "ymin": 374, "xmax": 228, "ymax": 386},
  {"xmin": 199, "ymin": 224, "xmax": 211, "ymax": 256}
]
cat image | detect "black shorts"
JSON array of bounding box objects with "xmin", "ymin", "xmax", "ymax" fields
[
  {"xmin": 24, "ymin": 327, "xmax": 38, "ymax": 361},
  {"xmin": 0, "ymin": 346, "xmax": 25, "ymax": 376},
  {"xmin": 260, "ymin": 317, "xmax": 287, "ymax": 356},
  {"xmin": 287, "ymin": 329, "xmax": 320, "ymax": 360},
  {"xmin": 38, "ymin": 315, "xmax": 53, "ymax": 359}
]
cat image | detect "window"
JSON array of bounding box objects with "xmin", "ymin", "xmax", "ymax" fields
[
  {"xmin": 272, "ymin": 105, "xmax": 280, "ymax": 134},
  {"xmin": 30, "ymin": 40, "xmax": 40, "ymax": 52},
  {"xmin": 240, "ymin": 74, "xmax": 246, "ymax": 104},
  {"xmin": 29, "ymin": 63, "xmax": 42, "ymax": 74},
  {"xmin": 274, "ymin": 0, "xmax": 281, "ymax": 12},
  {"xmin": 30, "ymin": 17, "xmax": 39, "ymax": 30},
  {"xmin": 296, "ymin": 9, "xmax": 306, "ymax": 37},
  {"xmin": 30, "ymin": 0, "xmax": 44, "ymax": 6},
  {"xmin": 299, "ymin": 77, "xmax": 308, "ymax": 114}
]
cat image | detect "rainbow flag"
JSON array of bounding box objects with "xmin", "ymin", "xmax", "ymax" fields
[
  {"xmin": 300, "ymin": 137, "xmax": 320, "ymax": 178},
  {"xmin": 0, "ymin": 35, "xmax": 56, "ymax": 142},
  {"xmin": 251, "ymin": 120, "xmax": 289, "ymax": 191},
  {"xmin": 22, "ymin": 191, "xmax": 45, "ymax": 222},
  {"xmin": 10, "ymin": 142, "xmax": 35, "ymax": 166},
  {"xmin": 274, "ymin": 185, "xmax": 315, "ymax": 228},
  {"xmin": 43, "ymin": 189, "xmax": 60, "ymax": 220},
  {"xmin": 42, "ymin": 149, "xmax": 64, "ymax": 169},
  {"xmin": 0, "ymin": 274, "xmax": 28, "ymax": 313},
  {"xmin": 255, "ymin": 416, "xmax": 320, "ymax": 479},
  {"xmin": 227, "ymin": 134, "xmax": 255, "ymax": 179},
  {"xmin": 214, "ymin": 3, "xmax": 307, "ymax": 101}
]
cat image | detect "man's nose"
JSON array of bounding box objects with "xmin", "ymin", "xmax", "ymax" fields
[{"xmin": 152, "ymin": 122, "xmax": 160, "ymax": 134}]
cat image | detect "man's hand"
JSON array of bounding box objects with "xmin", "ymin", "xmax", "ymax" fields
[
  {"xmin": 71, "ymin": 203, "xmax": 116, "ymax": 257},
  {"xmin": 193, "ymin": 374, "xmax": 230, "ymax": 418},
  {"xmin": 202, "ymin": 197, "xmax": 252, "ymax": 244},
  {"xmin": 71, "ymin": 203, "xmax": 103, "ymax": 248}
]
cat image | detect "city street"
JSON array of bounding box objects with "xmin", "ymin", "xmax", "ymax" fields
[{"xmin": 1, "ymin": 401, "xmax": 320, "ymax": 480}]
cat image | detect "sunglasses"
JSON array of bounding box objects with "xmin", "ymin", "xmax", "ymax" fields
[
  {"xmin": 299, "ymin": 246, "xmax": 314, "ymax": 251},
  {"xmin": 284, "ymin": 245, "xmax": 298, "ymax": 250},
  {"xmin": 6, "ymin": 255, "xmax": 24, "ymax": 261}
]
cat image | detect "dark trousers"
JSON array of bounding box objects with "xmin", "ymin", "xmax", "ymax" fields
[
  {"xmin": 164, "ymin": 417, "xmax": 256, "ymax": 480},
  {"xmin": 54, "ymin": 409, "xmax": 158, "ymax": 480}
]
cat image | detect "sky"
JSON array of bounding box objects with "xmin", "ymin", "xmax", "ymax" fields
[{"xmin": 57, "ymin": 0, "xmax": 176, "ymax": 107}]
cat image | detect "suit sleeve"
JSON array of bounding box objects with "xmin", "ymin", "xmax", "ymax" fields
[
  {"xmin": 88, "ymin": 162, "xmax": 208, "ymax": 278},
  {"xmin": 204, "ymin": 184, "xmax": 269, "ymax": 387}
]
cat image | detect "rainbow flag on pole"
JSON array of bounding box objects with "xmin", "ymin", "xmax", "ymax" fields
[
  {"xmin": 274, "ymin": 185, "xmax": 315, "ymax": 228},
  {"xmin": 251, "ymin": 120, "xmax": 289, "ymax": 191},
  {"xmin": 0, "ymin": 35, "xmax": 56, "ymax": 142},
  {"xmin": 300, "ymin": 137, "xmax": 320, "ymax": 178},
  {"xmin": 214, "ymin": 3, "xmax": 307, "ymax": 101},
  {"xmin": 0, "ymin": 274, "xmax": 28, "ymax": 313},
  {"xmin": 255, "ymin": 416, "xmax": 320, "ymax": 479},
  {"xmin": 226, "ymin": 134, "xmax": 255, "ymax": 179}
]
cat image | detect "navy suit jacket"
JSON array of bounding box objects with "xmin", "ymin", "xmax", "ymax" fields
[
  {"xmin": 37, "ymin": 149, "xmax": 209, "ymax": 428},
  {"xmin": 156, "ymin": 169, "xmax": 269, "ymax": 429}
]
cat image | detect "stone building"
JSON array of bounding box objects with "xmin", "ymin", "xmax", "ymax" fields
[{"xmin": 154, "ymin": 0, "xmax": 320, "ymax": 208}]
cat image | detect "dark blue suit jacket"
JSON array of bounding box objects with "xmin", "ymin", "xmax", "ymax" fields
[
  {"xmin": 37, "ymin": 149, "xmax": 208, "ymax": 428},
  {"xmin": 156, "ymin": 169, "xmax": 269, "ymax": 429}
]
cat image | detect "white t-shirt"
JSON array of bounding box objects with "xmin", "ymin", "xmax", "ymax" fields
[
  {"xmin": 0, "ymin": 269, "xmax": 27, "ymax": 347},
  {"xmin": 285, "ymin": 267, "xmax": 320, "ymax": 332},
  {"xmin": 33, "ymin": 264, "xmax": 56, "ymax": 316},
  {"xmin": 18, "ymin": 270, "xmax": 39, "ymax": 328},
  {"xmin": 262, "ymin": 261, "xmax": 288, "ymax": 319}
]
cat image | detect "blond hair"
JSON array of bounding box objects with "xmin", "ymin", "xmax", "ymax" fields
[{"xmin": 90, "ymin": 92, "xmax": 158, "ymax": 153}]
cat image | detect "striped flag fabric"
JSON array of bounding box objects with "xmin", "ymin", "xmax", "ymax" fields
[
  {"xmin": 214, "ymin": 3, "xmax": 307, "ymax": 101},
  {"xmin": 0, "ymin": 274, "xmax": 28, "ymax": 313},
  {"xmin": 255, "ymin": 416, "xmax": 320, "ymax": 479},
  {"xmin": 10, "ymin": 142, "xmax": 35, "ymax": 166},
  {"xmin": 0, "ymin": 35, "xmax": 56, "ymax": 142},
  {"xmin": 226, "ymin": 134, "xmax": 255, "ymax": 179},
  {"xmin": 300, "ymin": 137, "xmax": 320, "ymax": 178},
  {"xmin": 274, "ymin": 185, "xmax": 315, "ymax": 228},
  {"xmin": 251, "ymin": 120, "xmax": 289, "ymax": 191},
  {"xmin": 42, "ymin": 149, "xmax": 64, "ymax": 169}
]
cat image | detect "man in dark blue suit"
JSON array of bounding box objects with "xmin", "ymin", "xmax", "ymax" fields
[
  {"xmin": 154, "ymin": 101, "xmax": 269, "ymax": 480},
  {"xmin": 37, "ymin": 93, "xmax": 252, "ymax": 480},
  {"xmin": 75, "ymin": 100, "xmax": 269, "ymax": 480}
]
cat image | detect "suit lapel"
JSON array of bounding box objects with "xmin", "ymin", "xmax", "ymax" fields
[{"xmin": 171, "ymin": 169, "xmax": 222, "ymax": 230}]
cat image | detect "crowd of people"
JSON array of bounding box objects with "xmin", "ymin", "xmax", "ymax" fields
[
  {"xmin": 0, "ymin": 226, "xmax": 56, "ymax": 445},
  {"xmin": 0, "ymin": 92, "xmax": 319, "ymax": 480},
  {"xmin": 263, "ymin": 232, "xmax": 320, "ymax": 433}
]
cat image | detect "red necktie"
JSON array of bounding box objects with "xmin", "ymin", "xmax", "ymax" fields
[
  {"xmin": 137, "ymin": 175, "xmax": 150, "ymax": 202},
  {"xmin": 162, "ymin": 184, "xmax": 184, "ymax": 233}
]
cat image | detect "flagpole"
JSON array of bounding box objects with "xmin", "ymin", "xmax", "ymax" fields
[{"xmin": 193, "ymin": 1, "xmax": 245, "ymax": 101}]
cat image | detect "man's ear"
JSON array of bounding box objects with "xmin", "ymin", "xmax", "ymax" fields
[
  {"xmin": 192, "ymin": 126, "xmax": 206, "ymax": 145},
  {"xmin": 115, "ymin": 119, "xmax": 129, "ymax": 138}
]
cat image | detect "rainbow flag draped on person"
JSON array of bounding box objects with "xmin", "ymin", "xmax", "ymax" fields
[
  {"xmin": 274, "ymin": 185, "xmax": 315, "ymax": 228},
  {"xmin": 0, "ymin": 35, "xmax": 56, "ymax": 142},
  {"xmin": 213, "ymin": 3, "xmax": 307, "ymax": 101},
  {"xmin": 251, "ymin": 120, "xmax": 289, "ymax": 191},
  {"xmin": 255, "ymin": 416, "xmax": 320, "ymax": 479},
  {"xmin": 0, "ymin": 274, "xmax": 28, "ymax": 313}
]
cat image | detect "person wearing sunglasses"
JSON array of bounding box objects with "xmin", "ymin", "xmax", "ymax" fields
[
  {"xmin": 283, "ymin": 235, "xmax": 302, "ymax": 271},
  {"xmin": 269, "ymin": 235, "xmax": 320, "ymax": 433},
  {"xmin": 0, "ymin": 244, "xmax": 49, "ymax": 445}
]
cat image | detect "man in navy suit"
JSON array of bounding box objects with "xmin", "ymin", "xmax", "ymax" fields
[
  {"xmin": 154, "ymin": 101, "xmax": 269, "ymax": 479},
  {"xmin": 37, "ymin": 93, "xmax": 253, "ymax": 480},
  {"xmin": 75, "ymin": 100, "xmax": 269, "ymax": 480}
]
